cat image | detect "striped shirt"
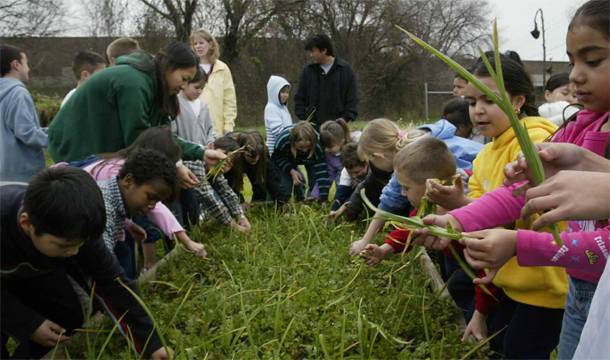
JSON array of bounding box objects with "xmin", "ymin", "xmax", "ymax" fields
[
  {"xmin": 271, "ymin": 126, "xmax": 330, "ymax": 199},
  {"xmin": 185, "ymin": 160, "xmax": 244, "ymax": 225},
  {"xmin": 98, "ymin": 176, "xmax": 128, "ymax": 251}
]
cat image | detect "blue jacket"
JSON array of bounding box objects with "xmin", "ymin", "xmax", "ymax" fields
[
  {"xmin": 0, "ymin": 78, "xmax": 47, "ymax": 182},
  {"xmin": 417, "ymin": 119, "xmax": 483, "ymax": 172},
  {"xmin": 379, "ymin": 120, "xmax": 483, "ymax": 212}
]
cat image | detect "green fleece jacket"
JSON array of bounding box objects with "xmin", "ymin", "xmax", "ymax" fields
[{"xmin": 48, "ymin": 52, "xmax": 206, "ymax": 163}]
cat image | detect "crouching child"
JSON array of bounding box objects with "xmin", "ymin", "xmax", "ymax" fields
[{"xmin": 0, "ymin": 167, "xmax": 173, "ymax": 359}]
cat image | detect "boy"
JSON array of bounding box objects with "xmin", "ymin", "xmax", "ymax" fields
[
  {"xmin": 106, "ymin": 37, "xmax": 140, "ymax": 66},
  {"xmin": 61, "ymin": 50, "xmax": 107, "ymax": 108},
  {"xmin": 328, "ymin": 142, "xmax": 368, "ymax": 220},
  {"xmin": 97, "ymin": 148, "xmax": 178, "ymax": 278},
  {"xmin": 360, "ymin": 137, "xmax": 457, "ymax": 266},
  {"xmin": 172, "ymin": 67, "xmax": 216, "ymax": 147},
  {"xmin": 0, "ymin": 45, "xmax": 48, "ymax": 182},
  {"xmin": 0, "ymin": 167, "xmax": 173, "ymax": 359},
  {"xmin": 186, "ymin": 137, "xmax": 251, "ymax": 233}
]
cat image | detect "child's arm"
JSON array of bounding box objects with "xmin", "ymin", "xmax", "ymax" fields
[
  {"xmin": 5, "ymin": 88, "xmax": 48, "ymax": 148},
  {"xmin": 361, "ymin": 243, "xmax": 395, "ymax": 266},
  {"xmin": 349, "ymin": 215, "xmax": 386, "ymax": 256},
  {"xmin": 212, "ymin": 174, "xmax": 246, "ymax": 221},
  {"xmin": 271, "ymin": 135, "xmax": 296, "ymax": 174},
  {"xmin": 462, "ymin": 310, "xmax": 488, "ymax": 342},
  {"xmin": 146, "ymin": 202, "xmax": 206, "ymax": 257}
]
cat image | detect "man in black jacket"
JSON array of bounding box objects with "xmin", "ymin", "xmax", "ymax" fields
[
  {"xmin": 0, "ymin": 167, "xmax": 172, "ymax": 359},
  {"xmin": 294, "ymin": 34, "xmax": 359, "ymax": 130}
]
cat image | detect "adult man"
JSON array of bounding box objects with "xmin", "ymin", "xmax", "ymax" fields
[{"xmin": 294, "ymin": 34, "xmax": 359, "ymax": 130}]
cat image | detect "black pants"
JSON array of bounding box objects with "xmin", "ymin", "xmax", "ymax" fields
[
  {"xmin": 1, "ymin": 267, "xmax": 84, "ymax": 359},
  {"xmin": 490, "ymin": 295, "xmax": 564, "ymax": 359},
  {"xmin": 172, "ymin": 189, "xmax": 199, "ymax": 231}
]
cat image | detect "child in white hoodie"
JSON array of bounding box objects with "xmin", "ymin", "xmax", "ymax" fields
[
  {"xmin": 538, "ymin": 73, "xmax": 580, "ymax": 126},
  {"xmin": 265, "ymin": 75, "xmax": 293, "ymax": 155}
]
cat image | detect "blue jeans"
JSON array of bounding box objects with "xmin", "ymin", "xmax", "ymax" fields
[
  {"xmin": 558, "ymin": 276, "xmax": 597, "ymax": 360},
  {"xmin": 280, "ymin": 167, "xmax": 305, "ymax": 201}
]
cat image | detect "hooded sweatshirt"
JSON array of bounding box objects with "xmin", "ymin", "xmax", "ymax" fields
[
  {"xmin": 0, "ymin": 78, "xmax": 48, "ymax": 182},
  {"xmin": 48, "ymin": 52, "xmax": 206, "ymax": 163},
  {"xmin": 265, "ymin": 76, "xmax": 293, "ymax": 155},
  {"xmin": 539, "ymin": 101, "xmax": 580, "ymax": 126},
  {"xmin": 172, "ymin": 94, "xmax": 216, "ymax": 147}
]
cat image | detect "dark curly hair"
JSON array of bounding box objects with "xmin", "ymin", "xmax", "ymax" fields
[
  {"xmin": 24, "ymin": 167, "xmax": 106, "ymax": 243},
  {"xmin": 119, "ymin": 148, "xmax": 178, "ymax": 203}
]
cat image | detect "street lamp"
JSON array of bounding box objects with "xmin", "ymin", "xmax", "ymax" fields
[{"xmin": 531, "ymin": 8, "xmax": 546, "ymax": 87}]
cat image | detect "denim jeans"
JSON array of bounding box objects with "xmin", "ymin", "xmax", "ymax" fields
[
  {"xmin": 558, "ymin": 276, "xmax": 597, "ymax": 360},
  {"xmin": 279, "ymin": 167, "xmax": 305, "ymax": 201}
]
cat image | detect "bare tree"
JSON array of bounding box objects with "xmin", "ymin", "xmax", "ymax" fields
[
  {"xmin": 138, "ymin": 0, "xmax": 199, "ymax": 42},
  {"xmin": 0, "ymin": 0, "xmax": 65, "ymax": 37},
  {"xmin": 83, "ymin": 0, "xmax": 131, "ymax": 37}
]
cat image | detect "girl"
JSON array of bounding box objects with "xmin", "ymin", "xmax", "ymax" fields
[
  {"xmin": 539, "ymin": 73, "xmax": 580, "ymax": 126},
  {"xmin": 442, "ymin": 97, "xmax": 489, "ymax": 144},
  {"xmin": 311, "ymin": 118, "xmax": 352, "ymax": 201},
  {"xmin": 173, "ymin": 66, "xmax": 216, "ymax": 147},
  {"xmin": 418, "ymin": 56, "xmax": 570, "ymax": 358},
  {"xmin": 78, "ymin": 127, "xmax": 207, "ymax": 275},
  {"xmin": 265, "ymin": 75, "xmax": 293, "ymax": 155},
  {"xmin": 226, "ymin": 130, "xmax": 290, "ymax": 210},
  {"xmin": 48, "ymin": 42, "xmax": 225, "ymax": 170},
  {"xmin": 190, "ymin": 28, "xmax": 237, "ymax": 135},
  {"xmin": 271, "ymin": 121, "xmax": 330, "ymax": 203},
  {"xmin": 422, "ymin": 2, "xmax": 609, "ymax": 357}
]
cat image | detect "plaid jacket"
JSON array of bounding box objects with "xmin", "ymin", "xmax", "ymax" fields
[
  {"xmin": 185, "ymin": 160, "xmax": 244, "ymax": 225},
  {"xmin": 98, "ymin": 176, "xmax": 128, "ymax": 250}
]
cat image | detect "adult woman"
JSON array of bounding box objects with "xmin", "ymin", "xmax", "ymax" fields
[
  {"xmin": 190, "ymin": 28, "xmax": 237, "ymax": 135},
  {"xmin": 48, "ymin": 42, "xmax": 225, "ymax": 181}
]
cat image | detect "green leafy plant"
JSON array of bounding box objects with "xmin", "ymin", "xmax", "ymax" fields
[{"xmin": 395, "ymin": 20, "xmax": 563, "ymax": 246}]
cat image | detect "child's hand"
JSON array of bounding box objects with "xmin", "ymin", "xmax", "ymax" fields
[
  {"xmin": 290, "ymin": 169, "xmax": 303, "ymax": 185},
  {"xmin": 349, "ymin": 238, "xmax": 370, "ymax": 257},
  {"xmin": 462, "ymin": 310, "xmax": 488, "ymax": 342},
  {"xmin": 241, "ymin": 202, "xmax": 252, "ymax": 211},
  {"xmin": 30, "ymin": 319, "xmax": 70, "ymax": 347},
  {"xmin": 239, "ymin": 216, "xmax": 252, "ymax": 231},
  {"xmin": 459, "ymin": 229, "xmax": 517, "ymax": 285},
  {"xmin": 127, "ymin": 224, "xmax": 147, "ymax": 245},
  {"xmin": 184, "ymin": 240, "xmax": 207, "ymax": 258},
  {"xmin": 410, "ymin": 214, "xmax": 463, "ymax": 251},
  {"xmin": 177, "ymin": 165, "xmax": 199, "ymax": 189},
  {"xmin": 329, "ymin": 206, "xmax": 347, "ymax": 222},
  {"xmin": 231, "ymin": 220, "xmax": 250, "ymax": 234},
  {"xmin": 151, "ymin": 346, "xmax": 175, "ymax": 360},
  {"xmin": 503, "ymin": 142, "xmax": 588, "ymax": 197},
  {"xmin": 425, "ymin": 174, "xmax": 467, "ymax": 210},
  {"xmin": 361, "ymin": 244, "xmax": 393, "ymax": 267},
  {"xmin": 203, "ymin": 149, "xmax": 227, "ymax": 167}
]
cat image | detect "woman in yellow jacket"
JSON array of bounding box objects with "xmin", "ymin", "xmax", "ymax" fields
[{"xmin": 190, "ymin": 28, "xmax": 237, "ymax": 135}]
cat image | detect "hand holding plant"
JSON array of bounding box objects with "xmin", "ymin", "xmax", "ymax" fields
[
  {"xmin": 290, "ymin": 169, "xmax": 303, "ymax": 185},
  {"xmin": 183, "ymin": 240, "xmax": 207, "ymax": 258},
  {"xmin": 177, "ymin": 165, "xmax": 199, "ymax": 189},
  {"xmin": 349, "ymin": 238, "xmax": 370, "ymax": 257},
  {"xmin": 239, "ymin": 216, "xmax": 252, "ymax": 231},
  {"xmin": 361, "ymin": 243, "xmax": 393, "ymax": 267},
  {"xmin": 424, "ymin": 174, "xmax": 469, "ymax": 210},
  {"xmin": 203, "ymin": 149, "xmax": 227, "ymax": 168},
  {"xmin": 410, "ymin": 214, "xmax": 463, "ymax": 251},
  {"xmin": 231, "ymin": 220, "xmax": 250, "ymax": 234},
  {"xmin": 459, "ymin": 229, "xmax": 517, "ymax": 285},
  {"xmin": 30, "ymin": 319, "xmax": 70, "ymax": 347},
  {"xmin": 462, "ymin": 310, "xmax": 488, "ymax": 342}
]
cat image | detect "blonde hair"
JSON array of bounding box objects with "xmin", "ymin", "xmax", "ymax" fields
[
  {"xmin": 357, "ymin": 118, "xmax": 425, "ymax": 161},
  {"xmin": 290, "ymin": 121, "xmax": 318, "ymax": 159},
  {"xmin": 107, "ymin": 37, "xmax": 140, "ymax": 61},
  {"xmin": 393, "ymin": 137, "xmax": 456, "ymax": 185},
  {"xmin": 190, "ymin": 28, "xmax": 220, "ymax": 64}
]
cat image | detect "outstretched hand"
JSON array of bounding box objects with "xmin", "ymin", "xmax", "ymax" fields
[{"xmin": 459, "ymin": 229, "xmax": 517, "ymax": 285}]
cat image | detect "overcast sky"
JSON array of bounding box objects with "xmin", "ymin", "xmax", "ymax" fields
[{"xmin": 64, "ymin": 0, "xmax": 585, "ymax": 63}]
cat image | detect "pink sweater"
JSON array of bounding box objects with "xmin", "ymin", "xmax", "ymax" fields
[
  {"xmin": 83, "ymin": 159, "xmax": 184, "ymax": 238},
  {"xmin": 450, "ymin": 110, "xmax": 609, "ymax": 284}
]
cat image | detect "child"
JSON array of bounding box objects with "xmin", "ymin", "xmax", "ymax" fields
[
  {"xmin": 361, "ymin": 137, "xmax": 458, "ymax": 266},
  {"xmin": 453, "ymin": 73, "xmax": 468, "ymax": 98},
  {"xmin": 311, "ymin": 118, "xmax": 352, "ymax": 201},
  {"xmin": 328, "ymin": 142, "xmax": 368, "ymax": 219},
  {"xmin": 0, "ymin": 45, "xmax": 48, "ymax": 182},
  {"xmin": 172, "ymin": 66, "xmax": 216, "ymax": 147},
  {"xmin": 96, "ymin": 149, "xmax": 182, "ymax": 274},
  {"xmin": 415, "ymin": 55, "xmax": 568, "ymax": 358},
  {"xmin": 186, "ymin": 137, "xmax": 252, "ymax": 233},
  {"xmin": 348, "ymin": 118, "xmax": 481, "ymax": 256},
  {"xmin": 0, "ymin": 167, "xmax": 172, "ymax": 359},
  {"xmin": 539, "ymin": 73, "xmax": 580, "ymax": 126},
  {"xmin": 77, "ymin": 127, "xmax": 207, "ymax": 275},
  {"xmin": 271, "ymin": 121, "xmax": 330, "ymax": 203},
  {"xmin": 442, "ymin": 97, "xmax": 489, "ymax": 144},
  {"xmin": 264, "ymin": 75, "xmax": 293, "ymax": 155},
  {"xmin": 106, "ymin": 37, "xmax": 140, "ymax": 66},
  {"xmin": 226, "ymin": 130, "xmax": 290, "ymax": 209},
  {"xmin": 61, "ymin": 50, "xmax": 107, "ymax": 108},
  {"xmin": 420, "ymin": 3, "xmax": 609, "ymax": 357}
]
